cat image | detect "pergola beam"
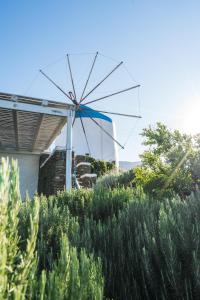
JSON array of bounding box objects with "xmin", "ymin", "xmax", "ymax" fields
[
  {"xmin": 0, "ymin": 98, "xmax": 70, "ymax": 117},
  {"xmin": 66, "ymin": 110, "xmax": 74, "ymax": 190},
  {"xmin": 44, "ymin": 117, "xmax": 67, "ymax": 150},
  {"xmin": 32, "ymin": 114, "xmax": 44, "ymax": 151},
  {"xmin": 12, "ymin": 110, "xmax": 19, "ymax": 150},
  {"xmin": 0, "ymin": 94, "xmax": 75, "ymax": 190}
]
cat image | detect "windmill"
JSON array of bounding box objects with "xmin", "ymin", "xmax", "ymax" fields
[{"xmin": 39, "ymin": 52, "xmax": 141, "ymax": 163}]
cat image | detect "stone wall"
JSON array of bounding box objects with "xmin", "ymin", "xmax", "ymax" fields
[
  {"xmin": 38, "ymin": 150, "xmax": 96, "ymax": 196},
  {"xmin": 38, "ymin": 150, "xmax": 72, "ymax": 195},
  {"xmin": 74, "ymin": 156, "xmax": 97, "ymax": 188}
]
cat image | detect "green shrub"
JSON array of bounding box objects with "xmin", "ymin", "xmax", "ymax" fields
[
  {"xmin": 137, "ymin": 122, "xmax": 200, "ymax": 198},
  {"xmin": 0, "ymin": 158, "xmax": 39, "ymax": 299},
  {"xmin": 76, "ymin": 193, "xmax": 200, "ymax": 299},
  {"xmin": 0, "ymin": 159, "xmax": 104, "ymax": 299},
  {"xmin": 86, "ymin": 156, "xmax": 115, "ymax": 177},
  {"xmin": 55, "ymin": 189, "xmax": 93, "ymax": 220},
  {"xmin": 6, "ymin": 155, "xmax": 200, "ymax": 299},
  {"xmin": 95, "ymin": 168, "xmax": 135, "ymax": 189},
  {"xmin": 34, "ymin": 235, "xmax": 104, "ymax": 300},
  {"xmin": 91, "ymin": 187, "xmax": 134, "ymax": 221}
]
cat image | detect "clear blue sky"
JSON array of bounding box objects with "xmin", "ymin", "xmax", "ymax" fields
[{"xmin": 1, "ymin": 1, "xmax": 200, "ymax": 161}]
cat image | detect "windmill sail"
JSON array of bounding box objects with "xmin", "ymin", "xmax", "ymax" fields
[{"xmin": 41, "ymin": 52, "xmax": 141, "ymax": 169}]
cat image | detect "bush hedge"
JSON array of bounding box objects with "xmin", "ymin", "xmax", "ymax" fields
[
  {"xmin": 0, "ymin": 159, "xmax": 104, "ymax": 299},
  {"xmin": 3, "ymin": 159, "xmax": 200, "ymax": 299}
]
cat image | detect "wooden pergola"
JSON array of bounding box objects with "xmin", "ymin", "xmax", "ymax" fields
[{"xmin": 0, "ymin": 92, "xmax": 75, "ymax": 190}]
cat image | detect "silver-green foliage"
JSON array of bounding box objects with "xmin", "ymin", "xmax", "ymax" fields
[
  {"xmin": 0, "ymin": 159, "xmax": 104, "ymax": 300},
  {"xmin": 37, "ymin": 235, "xmax": 104, "ymax": 300},
  {"xmin": 95, "ymin": 168, "xmax": 135, "ymax": 190},
  {"xmin": 0, "ymin": 158, "xmax": 39, "ymax": 299},
  {"xmin": 77, "ymin": 194, "xmax": 200, "ymax": 299}
]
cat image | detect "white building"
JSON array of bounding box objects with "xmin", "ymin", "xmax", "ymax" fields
[
  {"xmin": 52, "ymin": 105, "xmax": 119, "ymax": 164},
  {"xmin": 0, "ymin": 92, "xmax": 74, "ymax": 199},
  {"xmin": 0, "ymin": 93, "xmax": 120, "ymax": 198}
]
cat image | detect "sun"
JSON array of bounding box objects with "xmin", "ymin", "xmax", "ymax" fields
[{"xmin": 182, "ymin": 98, "xmax": 200, "ymax": 135}]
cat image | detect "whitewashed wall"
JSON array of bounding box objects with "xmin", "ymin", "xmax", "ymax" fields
[
  {"xmin": 50, "ymin": 105, "xmax": 118, "ymax": 163},
  {"xmin": 53, "ymin": 118, "xmax": 117, "ymax": 162},
  {"xmin": 0, "ymin": 152, "xmax": 40, "ymax": 199}
]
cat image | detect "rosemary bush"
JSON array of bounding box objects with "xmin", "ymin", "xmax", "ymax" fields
[
  {"xmin": 34, "ymin": 235, "xmax": 104, "ymax": 300},
  {"xmin": 91, "ymin": 187, "xmax": 134, "ymax": 221},
  {"xmin": 77, "ymin": 194, "xmax": 200, "ymax": 299},
  {"xmin": 4, "ymin": 157, "xmax": 200, "ymax": 299},
  {"xmin": 0, "ymin": 159, "xmax": 104, "ymax": 300},
  {"xmin": 95, "ymin": 168, "xmax": 135, "ymax": 189},
  {"xmin": 0, "ymin": 158, "xmax": 39, "ymax": 299}
]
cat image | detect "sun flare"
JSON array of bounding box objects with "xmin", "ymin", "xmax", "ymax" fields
[{"xmin": 181, "ymin": 99, "xmax": 200, "ymax": 134}]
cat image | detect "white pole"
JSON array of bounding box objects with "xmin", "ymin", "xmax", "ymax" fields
[{"xmin": 66, "ymin": 109, "xmax": 74, "ymax": 190}]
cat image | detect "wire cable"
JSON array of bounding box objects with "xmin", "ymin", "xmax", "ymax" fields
[{"xmin": 23, "ymin": 72, "xmax": 40, "ymax": 95}]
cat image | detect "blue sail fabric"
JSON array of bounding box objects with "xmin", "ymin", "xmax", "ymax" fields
[{"xmin": 75, "ymin": 105, "xmax": 112, "ymax": 123}]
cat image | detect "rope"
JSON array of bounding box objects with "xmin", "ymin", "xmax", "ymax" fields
[
  {"xmin": 41, "ymin": 55, "xmax": 66, "ymax": 70},
  {"xmin": 98, "ymin": 52, "xmax": 121, "ymax": 63},
  {"xmin": 122, "ymin": 63, "xmax": 138, "ymax": 84},
  {"xmin": 23, "ymin": 72, "xmax": 40, "ymax": 95},
  {"xmin": 66, "ymin": 52, "xmax": 96, "ymax": 56},
  {"xmin": 122, "ymin": 119, "xmax": 140, "ymax": 148}
]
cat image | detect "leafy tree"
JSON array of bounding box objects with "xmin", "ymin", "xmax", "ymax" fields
[{"xmin": 135, "ymin": 122, "xmax": 200, "ymax": 198}]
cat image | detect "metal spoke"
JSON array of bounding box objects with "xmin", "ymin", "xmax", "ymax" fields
[
  {"xmin": 39, "ymin": 69, "xmax": 73, "ymax": 102},
  {"xmin": 67, "ymin": 54, "xmax": 77, "ymax": 100},
  {"xmin": 84, "ymin": 84, "xmax": 140, "ymax": 106},
  {"xmin": 81, "ymin": 61, "xmax": 123, "ymax": 102},
  {"xmin": 83, "ymin": 108, "xmax": 141, "ymax": 118},
  {"xmin": 80, "ymin": 116, "xmax": 91, "ymax": 155},
  {"xmin": 80, "ymin": 51, "xmax": 98, "ymax": 103},
  {"xmin": 88, "ymin": 115, "xmax": 124, "ymax": 149},
  {"xmin": 72, "ymin": 114, "xmax": 76, "ymax": 126}
]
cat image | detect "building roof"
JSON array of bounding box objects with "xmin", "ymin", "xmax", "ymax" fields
[{"xmin": 0, "ymin": 92, "xmax": 74, "ymax": 153}]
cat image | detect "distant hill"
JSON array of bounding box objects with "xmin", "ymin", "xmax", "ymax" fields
[{"xmin": 119, "ymin": 161, "xmax": 141, "ymax": 171}]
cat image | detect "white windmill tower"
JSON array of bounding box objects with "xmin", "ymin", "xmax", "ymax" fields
[{"xmin": 39, "ymin": 52, "xmax": 141, "ymax": 187}]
